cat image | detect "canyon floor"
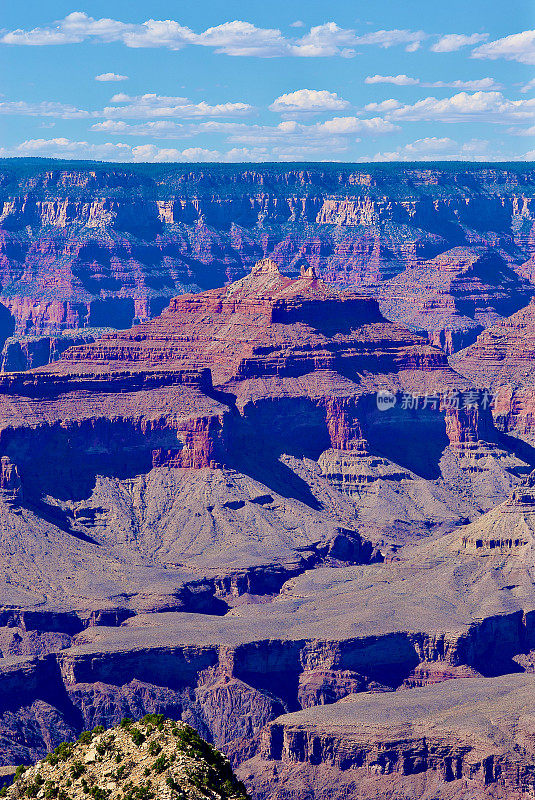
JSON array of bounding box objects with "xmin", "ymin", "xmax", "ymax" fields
[{"xmin": 1, "ymin": 162, "xmax": 535, "ymax": 799}]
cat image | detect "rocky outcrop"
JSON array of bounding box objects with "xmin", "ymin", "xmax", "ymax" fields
[
  {"xmin": 0, "ymin": 329, "xmax": 113, "ymax": 372},
  {"xmin": 452, "ymin": 299, "xmax": 535, "ymax": 386},
  {"xmin": 6, "ymin": 715, "xmax": 248, "ymax": 800},
  {"xmin": 241, "ymin": 674, "xmax": 535, "ymax": 799},
  {"xmin": 377, "ymin": 247, "xmax": 534, "ymax": 354},
  {"xmin": 459, "ymin": 469, "xmax": 535, "ymax": 552}
]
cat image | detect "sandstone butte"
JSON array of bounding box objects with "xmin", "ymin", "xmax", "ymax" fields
[{"xmin": 2, "ymin": 256, "xmax": 535, "ymax": 798}]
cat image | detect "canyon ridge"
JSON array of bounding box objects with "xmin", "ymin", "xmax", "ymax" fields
[{"xmin": 0, "ymin": 161, "xmax": 535, "ymax": 800}]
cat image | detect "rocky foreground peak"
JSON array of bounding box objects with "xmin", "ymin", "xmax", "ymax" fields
[{"xmin": 5, "ymin": 716, "xmax": 248, "ymax": 800}]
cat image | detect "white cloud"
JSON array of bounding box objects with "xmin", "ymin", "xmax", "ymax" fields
[
  {"xmin": 290, "ymin": 21, "xmax": 305, "ymax": 28},
  {"xmin": 0, "ymin": 100, "xmax": 89, "ymax": 118},
  {"xmin": 314, "ymin": 116, "xmax": 398, "ymax": 134},
  {"xmin": 2, "ymin": 12, "xmax": 195, "ymax": 50},
  {"xmin": 364, "ymin": 99, "xmax": 403, "ymax": 113},
  {"xmin": 364, "ymin": 76, "xmax": 501, "ymax": 90},
  {"xmin": 525, "ymin": 149, "xmax": 535, "ymax": 160},
  {"xmin": 521, "ymin": 78, "xmax": 535, "ymax": 94},
  {"xmin": 512, "ymin": 125, "xmax": 535, "ymax": 136},
  {"xmin": 424, "ymin": 78, "xmax": 500, "ymax": 90},
  {"xmin": 0, "ymin": 138, "xmax": 133, "ymax": 159},
  {"xmin": 377, "ymin": 91, "xmax": 535, "ymax": 123},
  {"xmin": 365, "ymin": 74, "xmax": 419, "ymax": 86},
  {"xmin": 1, "ymin": 14, "xmax": 428, "ymax": 58},
  {"xmin": 95, "ymin": 72, "xmax": 128, "ymax": 82},
  {"xmin": 194, "ymin": 21, "xmax": 289, "ymax": 57},
  {"xmin": 103, "ymin": 93, "xmax": 253, "ymax": 118},
  {"xmin": 0, "ymin": 137, "xmax": 303, "ymax": 163},
  {"xmin": 91, "ymin": 120, "xmax": 185, "ymax": 136},
  {"xmin": 121, "ymin": 20, "xmax": 197, "ymax": 49},
  {"xmin": 367, "ymin": 136, "xmax": 457, "ymax": 161},
  {"xmin": 431, "ymin": 33, "xmax": 488, "ymax": 53},
  {"xmin": 354, "ymin": 29, "xmax": 426, "ymax": 50},
  {"xmin": 364, "ymin": 136, "xmax": 495, "ymax": 162},
  {"xmin": 472, "ymin": 30, "xmax": 535, "ymax": 65},
  {"xmin": 292, "ymin": 22, "xmax": 359, "ymax": 57},
  {"xmin": 270, "ymin": 89, "xmax": 349, "ymax": 113}
]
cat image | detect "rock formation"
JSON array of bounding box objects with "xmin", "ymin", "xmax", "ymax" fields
[
  {"xmin": 376, "ymin": 247, "xmax": 534, "ymax": 354},
  {"xmin": 240, "ymin": 674, "xmax": 535, "ymax": 799},
  {"xmin": 451, "ymin": 301, "xmax": 535, "ymax": 443},
  {"xmin": 0, "ymin": 163, "xmax": 533, "ymax": 354},
  {"xmin": 0, "ymin": 164, "xmax": 535, "ymax": 800},
  {"xmin": 6, "ymin": 715, "xmax": 248, "ymax": 800}
]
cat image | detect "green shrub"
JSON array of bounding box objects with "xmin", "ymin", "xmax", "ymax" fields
[
  {"xmin": 14, "ymin": 766, "xmax": 27, "ymax": 781},
  {"xmin": 77, "ymin": 732, "xmax": 92, "ymax": 745},
  {"xmin": 44, "ymin": 781, "xmax": 58, "ymax": 798},
  {"xmin": 130, "ymin": 728, "xmax": 145, "ymax": 747},
  {"xmin": 147, "ymin": 742, "xmax": 161, "ymax": 757},
  {"xmin": 140, "ymin": 714, "xmax": 165, "ymax": 728},
  {"xmin": 96, "ymin": 738, "xmax": 114, "ymax": 757},
  {"xmin": 119, "ymin": 718, "xmax": 133, "ymax": 729},
  {"xmin": 70, "ymin": 762, "xmax": 85, "ymax": 779},
  {"xmin": 152, "ymin": 755, "xmax": 169, "ymax": 774},
  {"xmin": 46, "ymin": 743, "xmax": 74, "ymax": 766}
]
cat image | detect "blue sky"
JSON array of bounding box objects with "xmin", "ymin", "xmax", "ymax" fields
[{"xmin": 0, "ymin": 0, "xmax": 534, "ymax": 162}]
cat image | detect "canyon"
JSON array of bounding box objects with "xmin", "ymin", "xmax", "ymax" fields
[
  {"xmin": 0, "ymin": 162, "xmax": 534, "ymax": 355},
  {"xmin": 1, "ymin": 161, "xmax": 535, "ymax": 800}
]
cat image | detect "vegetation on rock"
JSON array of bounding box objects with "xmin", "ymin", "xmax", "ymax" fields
[{"xmin": 4, "ymin": 717, "xmax": 248, "ymax": 800}]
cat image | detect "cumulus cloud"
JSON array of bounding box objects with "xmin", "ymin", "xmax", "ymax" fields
[
  {"xmin": 102, "ymin": 93, "xmax": 253, "ymax": 118},
  {"xmin": 372, "ymin": 91, "xmax": 535, "ymax": 123},
  {"xmin": 0, "ymin": 137, "xmax": 318, "ymax": 163},
  {"xmin": 367, "ymin": 136, "xmax": 457, "ymax": 161},
  {"xmin": 363, "ymin": 136, "xmax": 496, "ymax": 162},
  {"xmin": 291, "ymin": 22, "xmax": 359, "ymax": 57},
  {"xmin": 314, "ymin": 116, "xmax": 398, "ymax": 134},
  {"xmin": 0, "ymin": 100, "xmax": 89, "ymax": 118},
  {"xmin": 472, "ymin": 30, "xmax": 535, "ymax": 65},
  {"xmin": 431, "ymin": 33, "xmax": 488, "ymax": 53},
  {"xmin": 364, "ymin": 99, "xmax": 403, "ymax": 113},
  {"xmin": 290, "ymin": 21, "xmax": 305, "ymax": 28},
  {"xmin": 0, "ymin": 137, "xmax": 252, "ymax": 162},
  {"xmin": 365, "ymin": 74, "xmax": 419, "ymax": 86},
  {"xmin": 1, "ymin": 12, "xmax": 195, "ymax": 50},
  {"xmin": 270, "ymin": 89, "xmax": 350, "ymax": 113},
  {"xmin": 88, "ymin": 116, "xmax": 396, "ymax": 145},
  {"xmin": 95, "ymin": 72, "xmax": 128, "ymax": 81},
  {"xmin": 1, "ymin": 13, "xmax": 428, "ymax": 58},
  {"xmin": 194, "ymin": 21, "xmax": 289, "ymax": 57}
]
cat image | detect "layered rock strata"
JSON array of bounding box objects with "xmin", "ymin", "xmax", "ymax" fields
[
  {"xmin": 0, "ymin": 162, "xmax": 533, "ymax": 345},
  {"xmin": 240, "ymin": 674, "xmax": 535, "ymax": 799}
]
